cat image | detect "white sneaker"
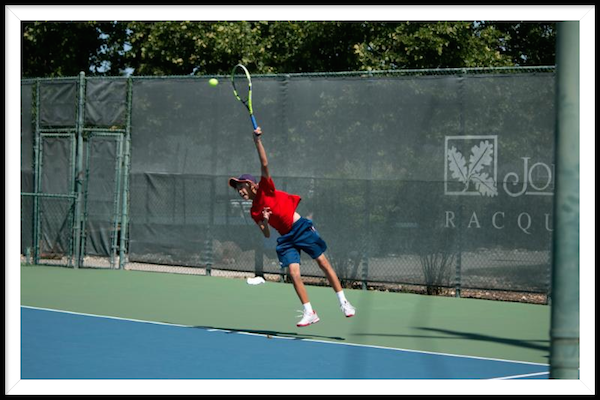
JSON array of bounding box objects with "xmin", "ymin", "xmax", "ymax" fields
[
  {"xmin": 340, "ymin": 300, "xmax": 356, "ymax": 318},
  {"xmin": 296, "ymin": 310, "xmax": 320, "ymax": 327}
]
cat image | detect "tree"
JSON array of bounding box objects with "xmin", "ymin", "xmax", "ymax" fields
[
  {"xmin": 22, "ymin": 21, "xmax": 128, "ymax": 78},
  {"xmin": 22, "ymin": 21, "xmax": 556, "ymax": 78},
  {"xmin": 482, "ymin": 22, "xmax": 557, "ymax": 66},
  {"xmin": 353, "ymin": 21, "xmax": 515, "ymax": 70},
  {"xmin": 122, "ymin": 21, "xmax": 366, "ymax": 76}
]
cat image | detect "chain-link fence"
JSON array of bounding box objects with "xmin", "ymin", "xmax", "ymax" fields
[{"xmin": 21, "ymin": 67, "xmax": 556, "ymax": 302}]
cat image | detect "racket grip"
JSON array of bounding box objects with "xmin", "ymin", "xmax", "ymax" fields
[{"xmin": 250, "ymin": 115, "xmax": 258, "ymax": 130}]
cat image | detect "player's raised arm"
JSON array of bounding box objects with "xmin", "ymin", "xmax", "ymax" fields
[{"xmin": 253, "ymin": 127, "xmax": 270, "ymax": 179}]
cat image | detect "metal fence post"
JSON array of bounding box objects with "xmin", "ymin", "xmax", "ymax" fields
[
  {"xmin": 203, "ymin": 177, "xmax": 215, "ymax": 276},
  {"xmin": 72, "ymin": 71, "xmax": 86, "ymax": 269},
  {"xmin": 32, "ymin": 79, "xmax": 41, "ymax": 265},
  {"xmin": 362, "ymin": 75, "xmax": 373, "ymax": 291},
  {"xmin": 549, "ymin": 21, "xmax": 580, "ymax": 380},
  {"xmin": 455, "ymin": 204, "xmax": 463, "ymax": 298},
  {"xmin": 119, "ymin": 77, "xmax": 133, "ymax": 270},
  {"xmin": 454, "ymin": 69, "xmax": 467, "ymax": 298}
]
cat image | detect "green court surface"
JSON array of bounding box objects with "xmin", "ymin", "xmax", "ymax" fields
[{"xmin": 20, "ymin": 265, "xmax": 550, "ymax": 365}]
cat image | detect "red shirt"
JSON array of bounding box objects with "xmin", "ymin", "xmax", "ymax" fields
[{"xmin": 251, "ymin": 177, "xmax": 301, "ymax": 235}]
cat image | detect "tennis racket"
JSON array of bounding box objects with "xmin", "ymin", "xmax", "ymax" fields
[{"xmin": 231, "ymin": 63, "xmax": 258, "ymax": 130}]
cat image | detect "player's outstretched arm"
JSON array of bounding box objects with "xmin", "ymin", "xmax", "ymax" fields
[{"xmin": 253, "ymin": 127, "xmax": 270, "ymax": 179}]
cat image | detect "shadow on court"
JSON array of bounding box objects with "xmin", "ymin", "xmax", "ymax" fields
[
  {"xmin": 352, "ymin": 327, "xmax": 549, "ymax": 353},
  {"xmin": 189, "ymin": 325, "xmax": 346, "ymax": 341}
]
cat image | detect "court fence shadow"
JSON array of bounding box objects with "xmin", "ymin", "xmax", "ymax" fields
[{"xmin": 353, "ymin": 327, "xmax": 549, "ymax": 354}]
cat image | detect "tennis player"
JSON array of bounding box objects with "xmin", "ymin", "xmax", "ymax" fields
[{"xmin": 229, "ymin": 126, "xmax": 356, "ymax": 327}]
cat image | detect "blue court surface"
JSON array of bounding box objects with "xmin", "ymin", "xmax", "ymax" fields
[{"xmin": 21, "ymin": 306, "xmax": 549, "ymax": 380}]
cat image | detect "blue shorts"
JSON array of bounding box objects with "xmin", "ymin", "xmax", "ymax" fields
[{"xmin": 276, "ymin": 218, "xmax": 327, "ymax": 268}]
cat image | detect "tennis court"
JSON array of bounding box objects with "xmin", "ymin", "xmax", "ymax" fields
[
  {"xmin": 12, "ymin": 15, "xmax": 589, "ymax": 394},
  {"xmin": 21, "ymin": 265, "xmax": 550, "ymax": 380}
]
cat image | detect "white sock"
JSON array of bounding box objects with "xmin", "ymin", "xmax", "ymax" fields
[
  {"xmin": 336, "ymin": 290, "xmax": 347, "ymax": 305},
  {"xmin": 303, "ymin": 302, "xmax": 313, "ymax": 314}
]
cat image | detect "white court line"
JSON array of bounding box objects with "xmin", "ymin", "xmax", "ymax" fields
[
  {"xmin": 22, "ymin": 305, "xmax": 194, "ymax": 329},
  {"xmin": 298, "ymin": 336, "xmax": 549, "ymax": 366},
  {"xmin": 490, "ymin": 371, "xmax": 551, "ymax": 380},
  {"xmin": 21, "ymin": 305, "xmax": 549, "ymax": 367}
]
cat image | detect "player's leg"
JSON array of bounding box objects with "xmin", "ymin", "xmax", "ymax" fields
[
  {"xmin": 288, "ymin": 263, "xmax": 309, "ymax": 304},
  {"xmin": 315, "ymin": 254, "xmax": 356, "ymax": 318},
  {"xmin": 294, "ymin": 220, "xmax": 339, "ymax": 290},
  {"xmin": 289, "ymin": 263, "xmax": 320, "ymax": 327},
  {"xmin": 277, "ymin": 237, "xmax": 319, "ymax": 327},
  {"xmin": 314, "ymin": 253, "xmax": 342, "ymax": 292},
  {"xmin": 296, "ymin": 219, "xmax": 357, "ymax": 318}
]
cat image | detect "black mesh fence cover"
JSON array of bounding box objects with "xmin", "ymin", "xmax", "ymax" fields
[
  {"xmin": 83, "ymin": 136, "xmax": 120, "ymax": 257},
  {"xmin": 21, "ymin": 83, "xmax": 34, "ymax": 252},
  {"xmin": 127, "ymin": 72, "xmax": 555, "ymax": 292},
  {"xmin": 39, "ymin": 81, "xmax": 77, "ymax": 127},
  {"xmin": 22, "ymin": 69, "xmax": 556, "ymax": 293}
]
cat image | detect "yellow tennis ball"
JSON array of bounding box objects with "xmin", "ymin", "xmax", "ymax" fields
[{"xmin": 209, "ymin": 78, "xmax": 219, "ymax": 87}]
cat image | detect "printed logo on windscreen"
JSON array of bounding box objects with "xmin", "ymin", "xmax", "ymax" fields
[{"xmin": 444, "ymin": 135, "xmax": 498, "ymax": 197}]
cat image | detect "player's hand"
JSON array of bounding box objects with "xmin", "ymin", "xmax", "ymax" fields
[
  {"xmin": 253, "ymin": 127, "xmax": 262, "ymax": 137},
  {"xmin": 261, "ymin": 207, "xmax": 272, "ymax": 221}
]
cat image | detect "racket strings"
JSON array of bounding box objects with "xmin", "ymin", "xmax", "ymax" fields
[{"xmin": 232, "ymin": 73, "xmax": 251, "ymax": 104}]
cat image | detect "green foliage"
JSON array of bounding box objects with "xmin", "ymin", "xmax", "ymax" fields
[
  {"xmin": 22, "ymin": 21, "xmax": 128, "ymax": 78},
  {"xmin": 353, "ymin": 21, "xmax": 515, "ymax": 69},
  {"xmin": 124, "ymin": 22, "xmax": 254, "ymax": 76},
  {"xmin": 22, "ymin": 21, "xmax": 556, "ymax": 78},
  {"xmin": 481, "ymin": 22, "xmax": 557, "ymax": 66}
]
